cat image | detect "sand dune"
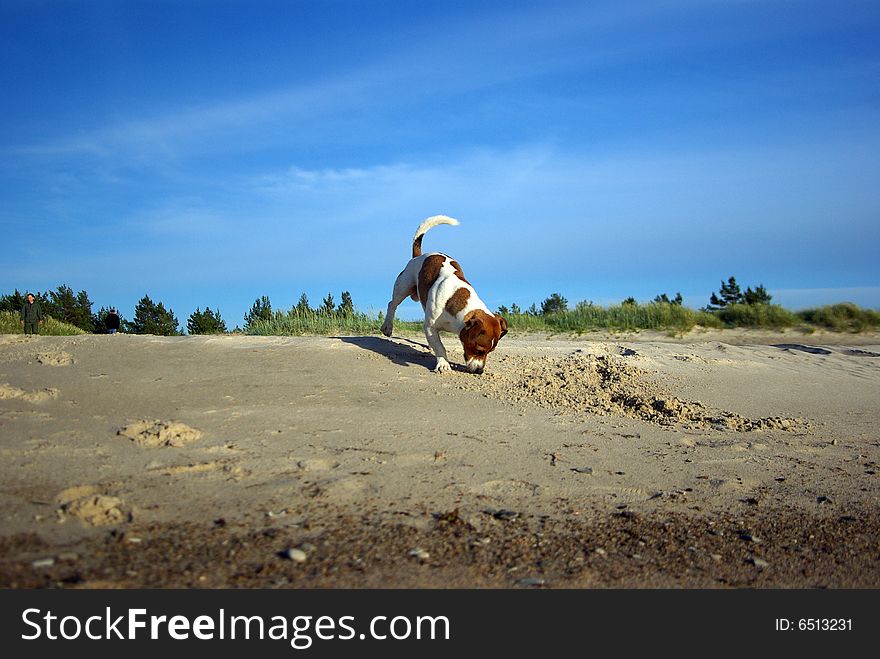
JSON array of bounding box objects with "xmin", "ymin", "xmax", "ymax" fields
[{"xmin": 0, "ymin": 330, "xmax": 878, "ymax": 588}]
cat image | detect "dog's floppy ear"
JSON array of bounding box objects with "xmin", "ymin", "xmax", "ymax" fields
[{"xmin": 498, "ymin": 316, "xmax": 508, "ymax": 339}]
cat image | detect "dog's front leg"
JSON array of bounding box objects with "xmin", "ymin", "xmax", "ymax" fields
[{"xmin": 424, "ymin": 323, "xmax": 451, "ymax": 373}]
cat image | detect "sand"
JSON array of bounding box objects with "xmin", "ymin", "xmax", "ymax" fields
[{"xmin": 0, "ymin": 329, "xmax": 878, "ymax": 588}]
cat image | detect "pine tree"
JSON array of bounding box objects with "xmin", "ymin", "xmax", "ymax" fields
[
  {"xmin": 46, "ymin": 285, "xmax": 94, "ymax": 331},
  {"xmin": 295, "ymin": 293, "xmax": 311, "ymax": 315},
  {"xmin": 244, "ymin": 296, "xmax": 272, "ymax": 329},
  {"xmin": 744, "ymin": 285, "xmax": 772, "ymax": 305},
  {"xmin": 708, "ymin": 276, "xmax": 743, "ymax": 309},
  {"xmin": 541, "ymin": 293, "xmax": 568, "ymax": 315},
  {"xmin": 622, "ymin": 297, "xmax": 637, "ymax": 306},
  {"xmin": 339, "ymin": 291, "xmax": 354, "ymax": 317},
  {"xmin": 653, "ymin": 292, "xmax": 684, "ymax": 305},
  {"xmin": 127, "ymin": 295, "xmax": 180, "ymax": 335},
  {"xmin": 320, "ymin": 292, "xmax": 335, "ymax": 315},
  {"xmin": 188, "ymin": 307, "xmax": 227, "ymax": 334},
  {"xmin": 0, "ymin": 289, "xmax": 28, "ymax": 313}
]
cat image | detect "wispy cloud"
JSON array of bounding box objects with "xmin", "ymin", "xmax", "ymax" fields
[{"xmin": 11, "ymin": 0, "xmax": 866, "ymax": 163}]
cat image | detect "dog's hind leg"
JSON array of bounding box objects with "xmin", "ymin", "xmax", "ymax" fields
[{"xmin": 381, "ymin": 274, "xmax": 416, "ymax": 337}]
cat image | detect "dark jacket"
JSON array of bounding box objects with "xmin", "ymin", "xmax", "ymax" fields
[{"xmin": 20, "ymin": 300, "xmax": 44, "ymax": 323}]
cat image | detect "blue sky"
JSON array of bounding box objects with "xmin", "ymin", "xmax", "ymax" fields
[{"xmin": 3, "ymin": 0, "xmax": 879, "ymax": 327}]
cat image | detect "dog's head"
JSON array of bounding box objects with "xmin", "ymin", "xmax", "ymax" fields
[{"xmin": 459, "ymin": 311, "xmax": 508, "ymax": 374}]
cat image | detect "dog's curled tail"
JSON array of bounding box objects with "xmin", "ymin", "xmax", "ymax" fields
[{"xmin": 412, "ymin": 215, "xmax": 460, "ymax": 257}]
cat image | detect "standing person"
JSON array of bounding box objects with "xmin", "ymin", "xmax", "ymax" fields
[
  {"xmin": 19, "ymin": 293, "xmax": 44, "ymax": 335},
  {"xmin": 106, "ymin": 308, "xmax": 121, "ymax": 334}
]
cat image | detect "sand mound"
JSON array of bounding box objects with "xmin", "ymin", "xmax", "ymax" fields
[
  {"xmin": 64, "ymin": 495, "xmax": 127, "ymax": 527},
  {"xmin": 55, "ymin": 485, "xmax": 102, "ymax": 504},
  {"xmin": 118, "ymin": 419, "xmax": 203, "ymax": 447},
  {"xmin": 0, "ymin": 384, "xmax": 59, "ymax": 403},
  {"xmin": 463, "ymin": 351, "xmax": 804, "ymax": 432},
  {"xmin": 36, "ymin": 351, "xmax": 74, "ymax": 366}
]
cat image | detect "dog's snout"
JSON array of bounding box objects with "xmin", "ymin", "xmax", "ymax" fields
[{"xmin": 466, "ymin": 358, "xmax": 485, "ymax": 374}]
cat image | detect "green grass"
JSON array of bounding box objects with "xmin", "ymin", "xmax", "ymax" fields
[
  {"xmin": 0, "ymin": 311, "xmax": 87, "ymax": 336},
  {"xmin": 498, "ymin": 302, "xmax": 722, "ymax": 334},
  {"xmin": 505, "ymin": 302, "xmax": 879, "ymax": 334},
  {"xmin": 796, "ymin": 303, "xmax": 880, "ymax": 332},
  {"xmin": 246, "ymin": 308, "xmax": 423, "ymax": 336},
  {"xmin": 714, "ymin": 303, "xmax": 798, "ymax": 329},
  {"xmin": 244, "ymin": 302, "xmax": 880, "ymax": 336}
]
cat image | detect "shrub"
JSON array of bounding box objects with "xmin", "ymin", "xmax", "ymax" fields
[
  {"xmin": 796, "ymin": 303, "xmax": 880, "ymax": 332},
  {"xmin": 714, "ymin": 303, "xmax": 796, "ymax": 328}
]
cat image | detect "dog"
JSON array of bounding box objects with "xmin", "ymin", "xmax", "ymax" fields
[{"xmin": 381, "ymin": 215, "xmax": 507, "ymax": 374}]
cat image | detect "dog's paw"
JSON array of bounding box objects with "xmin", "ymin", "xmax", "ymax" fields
[
  {"xmin": 380, "ymin": 322, "xmax": 393, "ymax": 337},
  {"xmin": 433, "ymin": 359, "xmax": 452, "ymax": 374}
]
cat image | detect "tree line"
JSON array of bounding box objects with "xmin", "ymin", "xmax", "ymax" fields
[
  {"xmin": 496, "ymin": 275, "xmax": 772, "ymax": 317},
  {"xmin": 0, "ymin": 286, "xmax": 356, "ymax": 336}
]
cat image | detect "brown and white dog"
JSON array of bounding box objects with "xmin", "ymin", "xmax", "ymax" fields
[{"xmin": 381, "ymin": 215, "xmax": 507, "ymax": 374}]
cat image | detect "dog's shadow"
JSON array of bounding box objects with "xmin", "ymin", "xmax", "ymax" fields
[{"xmin": 335, "ymin": 335, "xmax": 469, "ymax": 372}]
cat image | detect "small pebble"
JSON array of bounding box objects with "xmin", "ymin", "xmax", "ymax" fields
[
  {"xmin": 710, "ymin": 553, "xmax": 722, "ymax": 561},
  {"xmin": 571, "ymin": 467, "xmax": 593, "ymax": 475},
  {"xmin": 746, "ymin": 556, "xmax": 770, "ymax": 568},
  {"xmin": 32, "ymin": 557, "xmax": 55, "ymax": 568},
  {"xmin": 492, "ymin": 509, "xmax": 519, "ymax": 521},
  {"xmin": 740, "ymin": 533, "xmax": 761, "ymax": 543},
  {"xmin": 281, "ymin": 548, "xmax": 307, "ymax": 563},
  {"xmin": 516, "ymin": 577, "xmax": 546, "ymax": 587},
  {"xmin": 58, "ymin": 552, "xmax": 79, "ymax": 562},
  {"xmin": 595, "ymin": 548, "xmax": 606, "ymax": 556},
  {"xmin": 817, "ymin": 495, "xmax": 832, "ymax": 504},
  {"xmin": 408, "ymin": 548, "xmax": 430, "ymax": 561}
]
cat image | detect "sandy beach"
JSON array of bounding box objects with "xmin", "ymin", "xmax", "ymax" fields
[{"xmin": 1, "ymin": 329, "xmax": 878, "ymax": 588}]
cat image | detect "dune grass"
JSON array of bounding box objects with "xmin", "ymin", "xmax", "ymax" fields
[
  {"xmin": 244, "ymin": 302, "xmax": 880, "ymax": 336},
  {"xmin": 796, "ymin": 302, "xmax": 880, "ymax": 332},
  {"xmin": 0, "ymin": 311, "xmax": 87, "ymax": 336},
  {"xmin": 505, "ymin": 302, "xmax": 723, "ymax": 333},
  {"xmin": 246, "ymin": 308, "xmax": 423, "ymax": 336},
  {"xmin": 714, "ymin": 303, "xmax": 798, "ymax": 329}
]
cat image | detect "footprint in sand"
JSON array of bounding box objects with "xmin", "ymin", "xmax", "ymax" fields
[
  {"xmin": 320, "ymin": 476, "xmax": 376, "ymax": 498},
  {"xmin": 117, "ymin": 419, "xmax": 203, "ymax": 448},
  {"xmin": 470, "ymin": 479, "xmax": 540, "ymax": 497},
  {"xmin": 0, "ymin": 383, "xmax": 60, "ymax": 403}
]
